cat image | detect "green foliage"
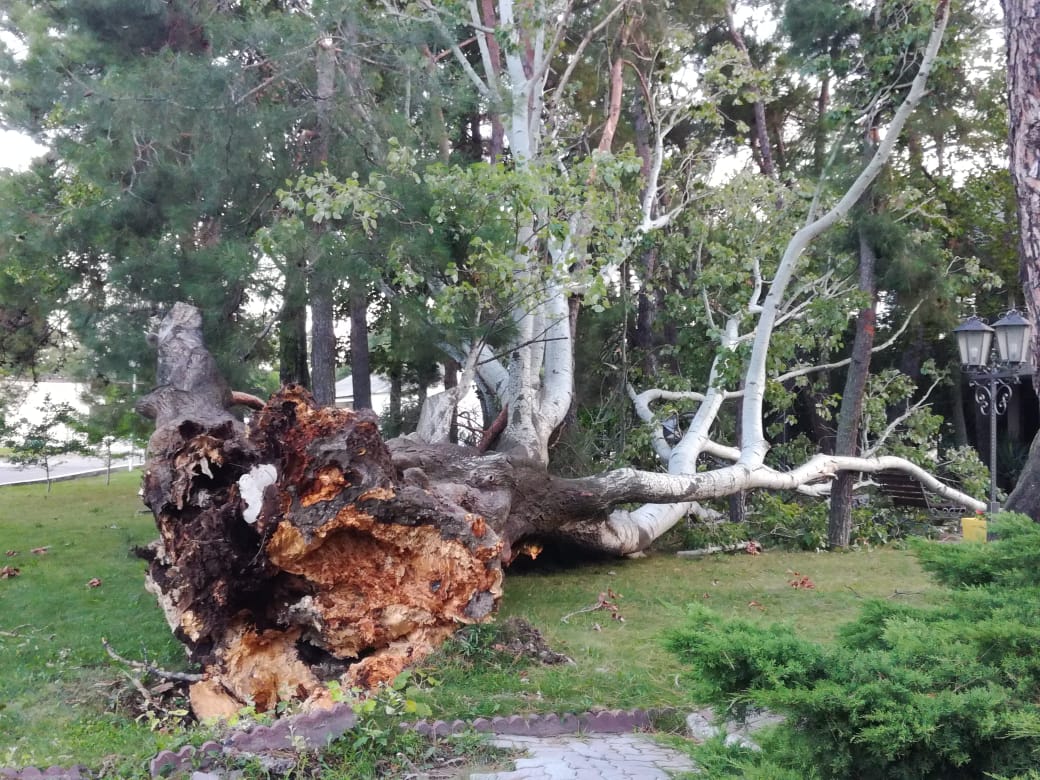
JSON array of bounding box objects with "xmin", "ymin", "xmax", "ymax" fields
[
  {"xmin": 666, "ymin": 514, "xmax": 1040, "ymax": 779},
  {"xmin": 913, "ymin": 512, "xmax": 1040, "ymax": 588},
  {"xmin": 666, "ymin": 492, "xmax": 931, "ymax": 553},
  {"xmin": 940, "ymin": 445, "xmax": 991, "ymax": 500},
  {"xmin": 686, "ymin": 731, "xmax": 820, "ymax": 780},
  {"xmin": 2, "ymin": 394, "xmax": 88, "ymax": 490}
]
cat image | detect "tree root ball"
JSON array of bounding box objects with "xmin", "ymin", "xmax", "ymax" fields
[{"xmin": 140, "ymin": 373, "xmax": 503, "ymax": 719}]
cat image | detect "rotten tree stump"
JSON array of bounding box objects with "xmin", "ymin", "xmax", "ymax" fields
[{"xmin": 136, "ymin": 304, "xmax": 502, "ymax": 718}]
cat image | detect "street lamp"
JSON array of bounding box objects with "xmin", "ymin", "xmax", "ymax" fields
[{"xmin": 953, "ymin": 310, "xmax": 1034, "ymax": 513}]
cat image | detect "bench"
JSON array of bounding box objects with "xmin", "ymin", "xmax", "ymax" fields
[{"xmin": 872, "ymin": 470, "xmax": 964, "ymax": 518}]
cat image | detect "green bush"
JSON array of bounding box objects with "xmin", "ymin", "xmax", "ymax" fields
[
  {"xmin": 665, "ymin": 513, "xmax": 1040, "ymax": 779},
  {"xmin": 664, "ymin": 492, "xmax": 930, "ymax": 553}
]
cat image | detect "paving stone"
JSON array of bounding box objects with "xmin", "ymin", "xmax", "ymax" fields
[
  {"xmin": 685, "ymin": 708, "xmax": 722, "ymax": 741},
  {"xmin": 543, "ymin": 762, "xmax": 575, "ymax": 779},
  {"xmin": 470, "ymin": 732, "xmax": 697, "ymax": 779}
]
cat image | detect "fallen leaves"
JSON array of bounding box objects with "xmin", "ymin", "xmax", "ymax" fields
[
  {"xmin": 86, "ymin": 578, "xmax": 103, "ymax": 588},
  {"xmin": 745, "ymin": 540, "xmax": 762, "ymax": 555},
  {"xmin": 787, "ymin": 571, "xmax": 816, "ymax": 589},
  {"xmin": 1, "ymin": 566, "xmax": 20, "ymax": 579},
  {"xmin": 5, "ymin": 550, "xmax": 17, "ymax": 557},
  {"xmin": 31, "ymin": 546, "xmax": 50, "ymax": 555}
]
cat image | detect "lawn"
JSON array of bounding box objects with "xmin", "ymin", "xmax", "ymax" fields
[
  {"xmin": 417, "ymin": 544, "xmax": 943, "ymax": 718},
  {"xmin": 0, "ymin": 474, "xmax": 945, "ymax": 775},
  {"xmin": 0, "ymin": 472, "xmax": 186, "ymax": 774}
]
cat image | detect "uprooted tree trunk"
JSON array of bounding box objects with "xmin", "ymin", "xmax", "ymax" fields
[
  {"xmin": 136, "ymin": 303, "xmax": 687, "ymax": 719},
  {"xmin": 139, "ymin": 300, "xmax": 984, "ymax": 718},
  {"xmin": 136, "ymin": 304, "xmax": 505, "ymax": 719}
]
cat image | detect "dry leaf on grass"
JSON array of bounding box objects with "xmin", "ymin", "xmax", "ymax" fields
[
  {"xmin": 787, "ymin": 571, "xmax": 816, "ymax": 589},
  {"xmin": 86, "ymin": 578, "xmax": 103, "ymax": 588},
  {"xmin": 1, "ymin": 566, "xmax": 21, "ymax": 579}
]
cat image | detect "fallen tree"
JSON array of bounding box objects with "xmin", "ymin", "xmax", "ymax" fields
[
  {"xmin": 134, "ymin": 0, "xmax": 988, "ymax": 719},
  {"xmin": 138, "ymin": 304, "xmax": 979, "ymax": 719},
  {"xmin": 136, "ymin": 304, "xmax": 504, "ymax": 718}
]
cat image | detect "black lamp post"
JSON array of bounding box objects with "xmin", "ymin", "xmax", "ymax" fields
[{"xmin": 953, "ymin": 311, "xmax": 1034, "ymax": 513}]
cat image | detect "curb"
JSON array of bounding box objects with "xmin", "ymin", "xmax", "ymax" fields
[
  {"xmin": 0, "ymin": 464, "xmax": 141, "ymax": 488},
  {"xmin": 148, "ymin": 702, "xmax": 359, "ymax": 778},
  {"xmin": 0, "ymin": 706, "xmax": 677, "ymax": 779},
  {"xmin": 403, "ymin": 707, "xmax": 670, "ymax": 738}
]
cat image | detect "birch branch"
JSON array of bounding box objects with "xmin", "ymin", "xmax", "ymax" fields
[{"xmin": 739, "ymin": 0, "xmax": 951, "ymax": 463}]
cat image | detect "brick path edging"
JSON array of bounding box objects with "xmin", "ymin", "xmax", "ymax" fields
[
  {"xmin": 403, "ymin": 707, "xmax": 676, "ymax": 739},
  {"xmin": 0, "ymin": 706, "xmax": 678, "ymax": 779}
]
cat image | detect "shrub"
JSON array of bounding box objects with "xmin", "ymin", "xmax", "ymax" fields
[{"xmin": 666, "ymin": 514, "xmax": 1040, "ymax": 779}]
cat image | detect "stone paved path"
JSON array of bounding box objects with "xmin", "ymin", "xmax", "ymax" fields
[{"xmin": 467, "ymin": 733, "xmax": 698, "ymax": 779}]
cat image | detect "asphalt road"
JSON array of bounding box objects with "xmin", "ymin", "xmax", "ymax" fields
[{"xmin": 0, "ymin": 453, "xmax": 141, "ymax": 486}]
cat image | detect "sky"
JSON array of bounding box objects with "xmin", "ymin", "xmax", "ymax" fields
[{"xmin": 0, "ymin": 128, "xmax": 46, "ymax": 171}]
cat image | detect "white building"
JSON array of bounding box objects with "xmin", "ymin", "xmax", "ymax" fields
[{"xmin": 334, "ymin": 374, "xmax": 392, "ymax": 415}]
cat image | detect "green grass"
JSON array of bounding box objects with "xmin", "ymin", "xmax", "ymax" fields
[
  {"xmin": 0, "ymin": 475, "xmax": 946, "ymax": 775},
  {"xmin": 416, "ymin": 546, "xmax": 942, "ymax": 718},
  {"xmin": 0, "ymin": 472, "xmax": 188, "ymax": 774}
]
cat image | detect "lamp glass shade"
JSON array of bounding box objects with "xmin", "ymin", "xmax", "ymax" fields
[
  {"xmin": 993, "ymin": 310, "xmax": 1032, "ymax": 365},
  {"xmin": 953, "ymin": 317, "xmax": 994, "ymax": 367}
]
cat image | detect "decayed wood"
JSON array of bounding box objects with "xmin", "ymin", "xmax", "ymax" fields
[{"xmin": 138, "ymin": 304, "xmax": 503, "ymax": 719}]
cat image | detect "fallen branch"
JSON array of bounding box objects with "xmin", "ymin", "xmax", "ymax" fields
[
  {"xmin": 118, "ymin": 666, "xmax": 155, "ymax": 709},
  {"xmin": 560, "ymin": 590, "xmax": 624, "ymax": 624},
  {"xmin": 230, "ymin": 390, "xmax": 266, "ymax": 410},
  {"xmin": 676, "ymin": 543, "xmax": 748, "ymax": 558},
  {"xmin": 101, "ymin": 637, "xmax": 205, "ymax": 682}
]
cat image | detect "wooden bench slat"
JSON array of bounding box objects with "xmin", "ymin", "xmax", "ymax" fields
[{"xmin": 873, "ymin": 470, "xmax": 961, "ymax": 515}]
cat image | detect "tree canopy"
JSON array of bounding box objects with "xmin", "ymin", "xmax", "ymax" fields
[{"xmin": 0, "ymin": 0, "xmax": 1019, "ymax": 551}]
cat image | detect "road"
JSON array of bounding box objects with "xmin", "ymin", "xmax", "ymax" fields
[{"xmin": 0, "ymin": 453, "xmax": 141, "ymax": 486}]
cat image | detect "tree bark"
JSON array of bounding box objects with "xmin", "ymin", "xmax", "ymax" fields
[
  {"xmin": 631, "ymin": 93, "xmax": 662, "ymax": 375},
  {"xmin": 307, "ymin": 36, "xmax": 337, "ymax": 408},
  {"xmin": 349, "ymin": 280, "xmax": 372, "ymax": 410},
  {"xmin": 828, "ymin": 228, "xmax": 878, "ymax": 547},
  {"xmin": 1002, "ymin": 0, "xmax": 1040, "ymax": 519},
  {"xmin": 278, "ymin": 259, "xmax": 310, "ymax": 388},
  {"xmin": 309, "ymin": 278, "xmax": 336, "ymax": 406},
  {"xmin": 725, "ymin": 0, "xmax": 775, "ymax": 178}
]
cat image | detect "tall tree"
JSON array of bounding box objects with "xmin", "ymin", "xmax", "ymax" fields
[{"xmin": 1002, "ymin": 0, "xmax": 1040, "ymax": 518}]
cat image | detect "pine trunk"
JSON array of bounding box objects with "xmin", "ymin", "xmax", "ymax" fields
[
  {"xmin": 348, "ymin": 281, "xmax": 372, "ymax": 410},
  {"xmin": 1002, "ymin": 0, "xmax": 1040, "ymax": 519},
  {"xmin": 828, "ymin": 229, "xmax": 878, "ymax": 547}
]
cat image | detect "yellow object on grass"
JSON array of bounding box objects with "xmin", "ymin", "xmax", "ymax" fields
[{"xmin": 961, "ymin": 516, "xmax": 988, "ymax": 543}]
